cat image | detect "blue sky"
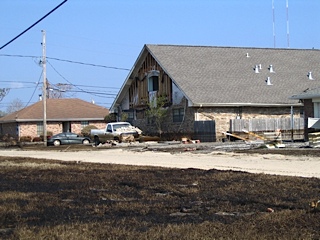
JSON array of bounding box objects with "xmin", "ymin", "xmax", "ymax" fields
[{"xmin": 0, "ymin": 0, "xmax": 319, "ymax": 113}]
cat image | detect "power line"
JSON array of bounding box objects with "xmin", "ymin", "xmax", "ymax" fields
[
  {"xmin": 0, "ymin": 81, "xmax": 119, "ymax": 97},
  {"xmin": 23, "ymin": 71, "xmax": 43, "ymax": 108},
  {"xmin": 0, "ymin": 54, "xmax": 38, "ymax": 58},
  {"xmin": 1, "ymin": 86, "xmax": 39, "ymax": 90},
  {"xmin": 66, "ymin": 90, "xmax": 117, "ymax": 96},
  {"xmin": 0, "ymin": 80, "xmax": 40, "ymax": 84},
  {"xmin": 0, "ymin": 54, "xmax": 130, "ymax": 71},
  {"xmin": 46, "ymin": 60, "xmax": 118, "ymax": 99},
  {"xmin": 47, "ymin": 57, "xmax": 130, "ymax": 71},
  {"xmin": 0, "ymin": 0, "xmax": 68, "ymax": 50},
  {"xmin": 74, "ymin": 84, "xmax": 119, "ymax": 90}
]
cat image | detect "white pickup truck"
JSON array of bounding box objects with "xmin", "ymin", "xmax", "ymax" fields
[{"xmin": 90, "ymin": 122, "xmax": 142, "ymax": 145}]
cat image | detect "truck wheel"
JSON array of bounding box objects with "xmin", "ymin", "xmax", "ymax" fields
[
  {"xmin": 82, "ymin": 139, "xmax": 90, "ymax": 145},
  {"xmin": 94, "ymin": 136, "xmax": 100, "ymax": 146}
]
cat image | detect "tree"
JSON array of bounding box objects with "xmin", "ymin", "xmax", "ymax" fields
[
  {"xmin": 104, "ymin": 113, "xmax": 117, "ymax": 123},
  {"xmin": 44, "ymin": 80, "xmax": 73, "ymax": 99},
  {"xmin": 145, "ymin": 95, "xmax": 168, "ymax": 137},
  {"xmin": 6, "ymin": 98, "xmax": 24, "ymax": 114},
  {"xmin": 0, "ymin": 110, "xmax": 6, "ymax": 117},
  {"xmin": 0, "ymin": 88, "xmax": 10, "ymax": 102}
]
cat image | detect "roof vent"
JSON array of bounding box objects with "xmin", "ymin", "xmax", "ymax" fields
[
  {"xmin": 266, "ymin": 77, "xmax": 273, "ymax": 85},
  {"xmin": 259, "ymin": 64, "xmax": 262, "ymax": 69},
  {"xmin": 269, "ymin": 65, "xmax": 274, "ymax": 73},
  {"xmin": 308, "ymin": 72, "xmax": 314, "ymax": 80},
  {"xmin": 246, "ymin": 53, "xmax": 250, "ymax": 58},
  {"xmin": 254, "ymin": 65, "xmax": 259, "ymax": 73}
]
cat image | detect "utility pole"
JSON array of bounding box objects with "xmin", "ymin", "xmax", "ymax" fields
[{"xmin": 42, "ymin": 30, "xmax": 47, "ymax": 146}]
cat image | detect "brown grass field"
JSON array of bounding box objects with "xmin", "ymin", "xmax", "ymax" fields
[{"xmin": 1, "ymin": 146, "xmax": 320, "ymax": 239}]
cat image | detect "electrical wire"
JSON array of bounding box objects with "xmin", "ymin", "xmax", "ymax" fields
[
  {"xmin": 0, "ymin": 80, "xmax": 40, "ymax": 84},
  {"xmin": 47, "ymin": 57, "xmax": 130, "ymax": 71},
  {"xmin": 0, "ymin": 54, "xmax": 130, "ymax": 71},
  {"xmin": 23, "ymin": 70, "xmax": 42, "ymax": 108},
  {"xmin": 47, "ymin": 60, "xmax": 116, "ymax": 99},
  {"xmin": 70, "ymin": 84, "xmax": 119, "ymax": 90},
  {"xmin": 0, "ymin": 0, "xmax": 68, "ymax": 50}
]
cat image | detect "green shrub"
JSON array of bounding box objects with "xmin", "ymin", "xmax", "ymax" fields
[
  {"xmin": 104, "ymin": 113, "xmax": 117, "ymax": 123},
  {"xmin": 81, "ymin": 125, "xmax": 98, "ymax": 137}
]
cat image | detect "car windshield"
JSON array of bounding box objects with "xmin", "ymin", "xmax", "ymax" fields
[{"xmin": 113, "ymin": 123, "xmax": 131, "ymax": 130}]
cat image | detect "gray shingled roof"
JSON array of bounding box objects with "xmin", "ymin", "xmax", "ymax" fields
[
  {"xmin": 290, "ymin": 87, "xmax": 320, "ymax": 99},
  {"xmin": 144, "ymin": 45, "xmax": 320, "ymax": 106},
  {"xmin": 0, "ymin": 98, "xmax": 109, "ymax": 122}
]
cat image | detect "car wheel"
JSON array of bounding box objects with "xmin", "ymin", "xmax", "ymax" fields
[
  {"xmin": 82, "ymin": 139, "xmax": 90, "ymax": 145},
  {"xmin": 53, "ymin": 140, "xmax": 61, "ymax": 146}
]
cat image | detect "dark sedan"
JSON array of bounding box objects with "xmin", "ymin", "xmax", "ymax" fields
[{"xmin": 47, "ymin": 132, "xmax": 91, "ymax": 146}]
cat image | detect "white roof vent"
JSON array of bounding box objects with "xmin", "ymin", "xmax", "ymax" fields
[
  {"xmin": 259, "ymin": 64, "xmax": 262, "ymax": 69},
  {"xmin": 308, "ymin": 72, "xmax": 314, "ymax": 80},
  {"xmin": 246, "ymin": 53, "xmax": 250, "ymax": 58},
  {"xmin": 254, "ymin": 65, "xmax": 259, "ymax": 73},
  {"xmin": 266, "ymin": 77, "xmax": 273, "ymax": 85},
  {"xmin": 269, "ymin": 65, "xmax": 275, "ymax": 73}
]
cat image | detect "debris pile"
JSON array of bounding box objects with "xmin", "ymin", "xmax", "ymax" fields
[{"xmin": 222, "ymin": 129, "xmax": 285, "ymax": 149}]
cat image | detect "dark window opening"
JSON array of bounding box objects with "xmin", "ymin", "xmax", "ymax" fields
[
  {"xmin": 173, "ymin": 108, "xmax": 184, "ymax": 122},
  {"xmin": 148, "ymin": 76, "xmax": 159, "ymax": 92}
]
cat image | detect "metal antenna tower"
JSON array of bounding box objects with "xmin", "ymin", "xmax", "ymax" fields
[
  {"xmin": 272, "ymin": 0, "xmax": 276, "ymax": 48},
  {"xmin": 286, "ymin": 0, "xmax": 290, "ymax": 48}
]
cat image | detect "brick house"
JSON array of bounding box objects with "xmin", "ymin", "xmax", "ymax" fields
[
  {"xmin": 291, "ymin": 87, "xmax": 320, "ymax": 140},
  {"xmin": 110, "ymin": 44, "xmax": 320, "ymax": 142},
  {"xmin": 0, "ymin": 98, "xmax": 109, "ymax": 140}
]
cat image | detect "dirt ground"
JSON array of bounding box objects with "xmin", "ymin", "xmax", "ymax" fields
[
  {"xmin": 1, "ymin": 141, "xmax": 320, "ymax": 239},
  {"xmin": 1, "ymin": 141, "xmax": 320, "ymax": 178}
]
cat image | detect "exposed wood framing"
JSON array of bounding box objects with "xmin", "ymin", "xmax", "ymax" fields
[{"xmin": 129, "ymin": 53, "xmax": 172, "ymax": 109}]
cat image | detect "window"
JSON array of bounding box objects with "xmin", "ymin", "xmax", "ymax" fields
[
  {"xmin": 37, "ymin": 122, "xmax": 43, "ymax": 136},
  {"xmin": 173, "ymin": 108, "xmax": 184, "ymax": 122},
  {"xmin": 81, "ymin": 121, "xmax": 89, "ymax": 129},
  {"xmin": 127, "ymin": 111, "xmax": 134, "ymax": 122},
  {"xmin": 314, "ymin": 102, "xmax": 320, "ymax": 118},
  {"xmin": 148, "ymin": 76, "xmax": 159, "ymax": 92},
  {"xmin": 107, "ymin": 124, "xmax": 112, "ymax": 132}
]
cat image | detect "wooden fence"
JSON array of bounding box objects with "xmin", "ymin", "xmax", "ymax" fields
[
  {"xmin": 230, "ymin": 118, "xmax": 304, "ymax": 140},
  {"xmin": 194, "ymin": 120, "xmax": 216, "ymax": 142},
  {"xmin": 308, "ymin": 132, "xmax": 320, "ymax": 148}
]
